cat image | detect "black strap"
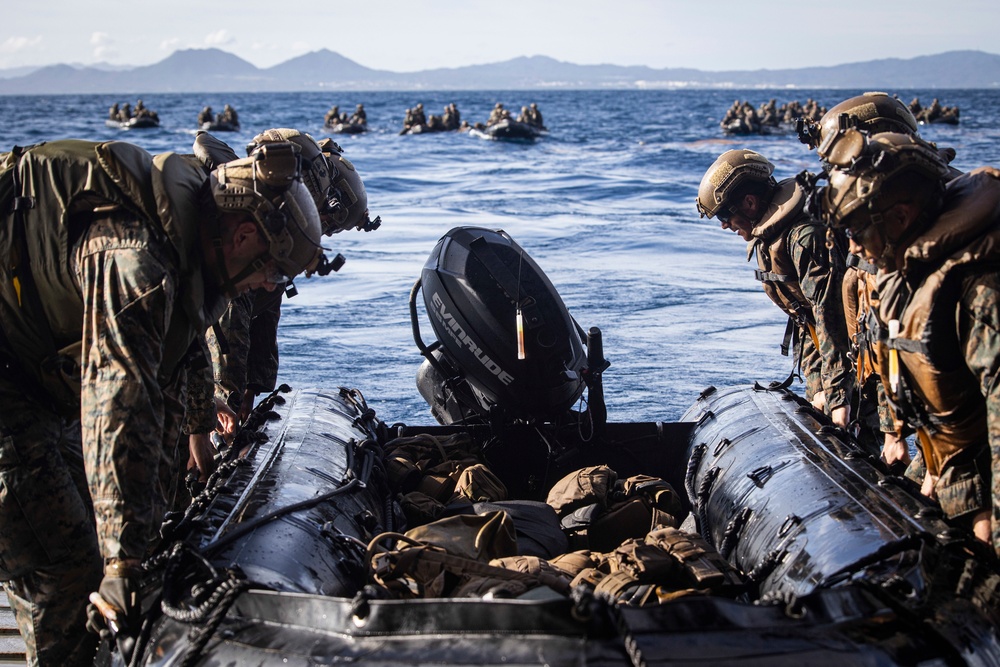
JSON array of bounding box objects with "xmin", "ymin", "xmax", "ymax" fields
[
  {"xmin": 845, "ymin": 253, "xmax": 876, "ymax": 275},
  {"xmin": 753, "ymin": 268, "xmax": 793, "ymax": 283}
]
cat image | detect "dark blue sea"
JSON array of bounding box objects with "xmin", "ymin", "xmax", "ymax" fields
[{"xmin": 0, "ymin": 89, "xmax": 996, "ymax": 425}]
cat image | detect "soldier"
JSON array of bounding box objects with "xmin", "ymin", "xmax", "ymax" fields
[
  {"xmin": 816, "ymin": 130, "xmax": 1000, "ymax": 554},
  {"xmin": 488, "ymin": 102, "xmax": 505, "ymax": 126},
  {"xmin": 529, "ymin": 102, "xmax": 543, "ymax": 128},
  {"xmin": 801, "ymin": 91, "xmax": 962, "ymax": 464},
  {"xmin": 411, "ymin": 103, "xmax": 427, "ymax": 127},
  {"xmin": 198, "ymin": 105, "xmax": 214, "ymax": 125},
  {"xmin": 697, "ymin": 150, "xmax": 854, "ymax": 428},
  {"xmin": 350, "ymin": 103, "xmax": 367, "ymax": 124},
  {"xmin": 221, "ymin": 104, "xmax": 239, "ymax": 127},
  {"xmin": 200, "ymin": 129, "xmax": 378, "ymax": 435},
  {"xmin": 325, "ymin": 105, "xmax": 341, "ymax": 127},
  {"xmin": 0, "ymin": 137, "xmax": 323, "ymax": 665}
]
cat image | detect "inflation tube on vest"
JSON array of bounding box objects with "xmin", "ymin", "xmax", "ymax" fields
[{"xmin": 410, "ymin": 227, "xmax": 591, "ymax": 423}]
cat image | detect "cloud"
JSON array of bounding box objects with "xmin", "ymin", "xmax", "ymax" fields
[
  {"xmin": 1, "ymin": 36, "xmax": 43, "ymax": 54},
  {"xmin": 204, "ymin": 30, "xmax": 235, "ymax": 47},
  {"xmin": 90, "ymin": 32, "xmax": 119, "ymax": 61},
  {"xmin": 160, "ymin": 37, "xmax": 182, "ymax": 53}
]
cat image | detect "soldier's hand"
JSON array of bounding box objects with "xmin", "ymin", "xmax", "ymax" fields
[
  {"xmin": 188, "ymin": 432, "xmax": 218, "ymax": 482},
  {"xmin": 880, "ymin": 432, "xmax": 910, "ymax": 467},
  {"xmin": 215, "ymin": 397, "xmax": 238, "ymax": 435},
  {"xmin": 830, "ymin": 405, "xmax": 850, "ymax": 429},
  {"xmin": 810, "ymin": 391, "xmax": 827, "ymax": 413},
  {"xmin": 86, "ymin": 562, "xmax": 142, "ymax": 661}
]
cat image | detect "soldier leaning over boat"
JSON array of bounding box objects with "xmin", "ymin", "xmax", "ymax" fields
[
  {"xmin": 186, "ymin": 129, "xmax": 379, "ymax": 450},
  {"xmin": 799, "ymin": 91, "xmax": 962, "ymax": 466},
  {"xmin": 0, "ymin": 137, "xmax": 324, "ymax": 666},
  {"xmin": 696, "ymin": 150, "xmax": 854, "ymax": 430},
  {"xmin": 816, "ymin": 129, "xmax": 1000, "ymax": 556}
]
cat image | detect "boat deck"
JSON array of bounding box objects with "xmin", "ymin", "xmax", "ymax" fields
[{"xmin": 0, "ymin": 592, "xmax": 25, "ymax": 665}]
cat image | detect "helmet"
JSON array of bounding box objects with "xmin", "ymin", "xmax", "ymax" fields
[
  {"xmin": 696, "ymin": 149, "xmax": 776, "ymax": 218},
  {"xmin": 210, "ymin": 143, "xmax": 323, "ymax": 279},
  {"xmin": 247, "ymin": 128, "xmax": 378, "ymax": 235},
  {"xmin": 247, "ymin": 128, "xmax": 333, "ymax": 223},
  {"xmin": 317, "ymin": 137, "xmax": 379, "ymax": 234},
  {"xmin": 818, "ymin": 132, "xmax": 951, "ymax": 230},
  {"xmin": 800, "ymin": 92, "xmax": 919, "ymax": 163}
]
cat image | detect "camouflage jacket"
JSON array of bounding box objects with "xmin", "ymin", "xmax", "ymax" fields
[
  {"xmin": 750, "ymin": 179, "xmax": 853, "ymax": 409},
  {"xmin": 0, "ymin": 140, "xmax": 228, "ymax": 560}
]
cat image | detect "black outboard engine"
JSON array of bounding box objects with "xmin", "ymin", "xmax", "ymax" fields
[{"xmin": 411, "ymin": 227, "xmax": 598, "ymax": 425}]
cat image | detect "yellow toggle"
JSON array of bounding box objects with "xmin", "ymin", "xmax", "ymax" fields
[
  {"xmin": 888, "ymin": 319, "xmax": 900, "ymax": 393},
  {"xmin": 12, "ymin": 275, "xmax": 22, "ymax": 306},
  {"xmin": 516, "ymin": 308, "xmax": 525, "ymax": 360}
]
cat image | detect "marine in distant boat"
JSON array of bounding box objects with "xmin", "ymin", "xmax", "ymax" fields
[
  {"xmin": 198, "ymin": 104, "xmax": 240, "ymax": 132},
  {"xmin": 399, "ymin": 102, "xmax": 465, "ymax": 135},
  {"xmin": 469, "ymin": 101, "xmax": 548, "ymax": 141},
  {"xmin": 719, "ymin": 98, "xmax": 825, "ymax": 136},
  {"xmin": 326, "ymin": 103, "xmax": 368, "ymax": 134},
  {"xmin": 105, "ymin": 98, "xmax": 160, "ymax": 129},
  {"xmin": 908, "ymin": 96, "xmax": 961, "ymax": 125}
]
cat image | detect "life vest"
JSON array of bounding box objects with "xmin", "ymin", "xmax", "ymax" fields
[
  {"xmin": 876, "ymin": 169, "xmax": 1000, "ymax": 477},
  {"xmin": 0, "ymin": 140, "xmax": 226, "ymax": 413},
  {"xmin": 843, "ymin": 257, "xmax": 881, "ymax": 385},
  {"xmin": 750, "ymin": 179, "xmax": 822, "ymax": 348}
]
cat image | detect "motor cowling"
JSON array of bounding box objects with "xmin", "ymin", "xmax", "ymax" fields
[{"xmin": 418, "ymin": 227, "xmax": 587, "ymax": 422}]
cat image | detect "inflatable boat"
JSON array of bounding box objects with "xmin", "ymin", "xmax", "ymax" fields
[
  {"xmin": 199, "ymin": 120, "xmax": 239, "ymax": 132},
  {"xmin": 470, "ymin": 118, "xmax": 545, "ymax": 141},
  {"xmin": 97, "ymin": 227, "xmax": 1000, "ymax": 666},
  {"xmin": 327, "ymin": 121, "xmax": 368, "ymax": 134},
  {"xmin": 105, "ymin": 116, "xmax": 159, "ymax": 129}
]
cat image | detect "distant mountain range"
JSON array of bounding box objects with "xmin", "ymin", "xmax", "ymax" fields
[{"xmin": 1, "ymin": 48, "xmax": 998, "ymax": 94}]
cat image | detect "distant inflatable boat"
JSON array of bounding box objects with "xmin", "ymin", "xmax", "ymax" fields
[
  {"xmin": 326, "ymin": 121, "xmax": 367, "ymax": 134},
  {"xmin": 471, "ymin": 118, "xmax": 546, "ymax": 141},
  {"xmin": 200, "ymin": 120, "xmax": 240, "ymax": 132},
  {"xmin": 105, "ymin": 116, "xmax": 159, "ymax": 129}
]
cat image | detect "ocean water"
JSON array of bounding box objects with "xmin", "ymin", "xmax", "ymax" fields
[{"xmin": 0, "ymin": 89, "xmax": 996, "ymax": 426}]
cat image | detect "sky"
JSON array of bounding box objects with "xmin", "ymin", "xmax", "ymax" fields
[{"xmin": 3, "ymin": 0, "xmax": 998, "ymax": 72}]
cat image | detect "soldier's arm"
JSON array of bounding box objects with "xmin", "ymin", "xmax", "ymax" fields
[
  {"xmin": 789, "ymin": 224, "xmax": 853, "ymax": 413},
  {"xmin": 246, "ymin": 290, "xmax": 282, "ymax": 395},
  {"xmin": 209, "ymin": 293, "xmax": 254, "ymax": 412},
  {"xmin": 77, "ymin": 221, "xmax": 176, "ymax": 561},
  {"xmin": 957, "ymin": 272, "xmax": 1000, "ymax": 555}
]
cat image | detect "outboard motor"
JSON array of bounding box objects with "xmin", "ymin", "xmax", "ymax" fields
[{"xmin": 411, "ymin": 227, "xmax": 599, "ymax": 425}]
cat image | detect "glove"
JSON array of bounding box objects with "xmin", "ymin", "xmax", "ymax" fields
[{"xmin": 86, "ymin": 561, "xmax": 142, "ymax": 661}]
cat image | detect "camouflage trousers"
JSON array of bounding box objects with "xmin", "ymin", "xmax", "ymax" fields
[{"xmin": 0, "ymin": 379, "xmax": 101, "ymax": 667}]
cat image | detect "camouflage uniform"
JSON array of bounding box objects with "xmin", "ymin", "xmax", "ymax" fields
[
  {"xmin": 0, "ymin": 141, "xmax": 228, "ymax": 665},
  {"xmin": 750, "ymin": 180, "xmax": 853, "ymax": 411},
  {"xmin": 873, "ymin": 170, "xmax": 1000, "ymax": 552},
  {"xmin": 206, "ymin": 288, "xmax": 281, "ymax": 416}
]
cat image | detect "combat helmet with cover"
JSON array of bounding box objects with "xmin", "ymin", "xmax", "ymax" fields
[
  {"xmin": 209, "ymin": 142, "xmax": 323, "ymax": 291},
  {"xmin": 799, "ymin": 92, "xmax": 920, "ymax": 165},
  {"xmin": 246, "ymin": 128, "xmax": 378, "ymax": 236},
  {"xmin": 696, "ymin": 149, "xmax": 776, "ymax": 219},
  {"xmin": 816, "ymin": 131, "xmax": 951, "ymax": 233}
]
